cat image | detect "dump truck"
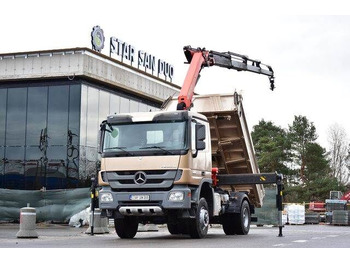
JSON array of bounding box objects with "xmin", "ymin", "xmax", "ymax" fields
[{"xmin": 97, "ymin": 46, "xmax": 282, "ymax": 239}]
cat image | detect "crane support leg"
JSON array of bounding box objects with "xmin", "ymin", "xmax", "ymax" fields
[{"xmin": 276, "ymin": 174, "xmax": 284, "ymax": 237}]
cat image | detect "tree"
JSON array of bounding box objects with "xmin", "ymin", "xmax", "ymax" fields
[
  {"xmin": 327, "ymin": 123, "xmax": 350, "ymax": 185},
  {"xmin": 283, "ymin": 142, "xmax": 339, "ymax": 202},
  {"xmin": 251, "ymin": 119, "xmax": 291, "ymax": 175},
  {"xmin": 251, "ymin": 115, "xmax": 345, "ymax": 202},
  {"xmin": 288, "ymin": 115, "xmax": 317, "ymax": 182},
  {"xmin": 304, "ymin": 143, "xmax": 330, "ymax": 178}
]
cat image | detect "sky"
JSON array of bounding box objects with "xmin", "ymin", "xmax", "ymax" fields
[{"xmin": 1, "ymin": 0, "xmax": 350, "ymax": 150}]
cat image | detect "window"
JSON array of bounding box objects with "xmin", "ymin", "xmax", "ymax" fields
[
  {"xmin": 120, "ymin": 97, "xmax": 130, "ymax": 113},
  {"xmin": 0, "ymin": 89, "xmax": 7, "ymax": 147},
  {"xmin": 0, "ymin": 89, "xmax": 6, "ymax": 180},
  {"xmin": 109, "ymin": 94, "xmax": 120, "ymax": 115},
  {"xmin": 86, "ymin": 87, "xmax": 99, "ymax": 147},
  {"xmin": 26, "ymin": 87, "xmax": 48, "ymax": 147},
  {"xmin": 191, "ymin": 121, "xmax": 196, "ymax": 155},
  {"xmin": 0, "ymin": 81, "xmax": 161, "ymax": 189},
  {"xmin": 103, "ymin": 121, "xmax": 187, "ymax": 156},
  {"xmin": 98, "ymin": 90, "xmax": 110, "ymax": 125},
  {"xmin": 147, "ymin": 130, "xmax": 164, "ymax": 144},
  {"xmin": 47, "ymin": 85, "xmax": 69, "ymax": 146},
  {"xmin": 6, "ymin": 88, "xmax": 27, "ymax": 146}
]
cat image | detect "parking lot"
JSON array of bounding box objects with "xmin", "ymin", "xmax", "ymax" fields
[{"xmin": 1, "ymin": 223, "xmax": 349, "ymax": 248}]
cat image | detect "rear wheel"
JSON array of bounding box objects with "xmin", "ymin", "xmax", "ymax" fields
[
  {"xmin": 234, "ymin": 200, "xmax": 251, "ymax": 235},
  {"xmin": 222, "ymin": 200, "xmax": 251, "ymax": 235},
  {"xmin": 114, "ymin": 216, "xmax": 138, "ymax": 239},
  {"xmin": 189, "ymin": 198, "xmax": 209, "ymax": 239},
  {"xmin": 222, "ymin": 213, "xmax": 235, "ymax": 235}
]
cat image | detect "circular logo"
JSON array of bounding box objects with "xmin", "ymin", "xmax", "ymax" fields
[
  {"xmin": 134, "ymin": 171, "xmax": 147, "ymax": 185},
  {"xmin": 91, "ymin": 25, "xmax": 105, "ymax": 52}
]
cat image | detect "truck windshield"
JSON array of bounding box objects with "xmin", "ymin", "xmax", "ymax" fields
[{"xmin": 103, "ymin": 121, "xmax": 187, "ymax": 156}]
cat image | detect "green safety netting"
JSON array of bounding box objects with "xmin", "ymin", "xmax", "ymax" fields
[{"xmin": 0, "ymin": 188, "xmax": 90, "ymax": 223}]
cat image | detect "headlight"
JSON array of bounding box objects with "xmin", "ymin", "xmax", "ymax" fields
[
  {"xmin": 100, "ymin": 192, "xmax": 113, "ymax": 202},
  {"xmin": 168, "ymin": 191, "xmax": 184, "ymax": 202}
]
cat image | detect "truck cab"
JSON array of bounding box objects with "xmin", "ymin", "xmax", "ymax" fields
[{"xmin": 98, "ymin": 110, "xmax": 214, "ymax": 238}]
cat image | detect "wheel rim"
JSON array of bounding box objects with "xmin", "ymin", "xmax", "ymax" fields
[
  {"xmin": 243, "ymin": 207, "xmax": 249, "ymax": 228},
  {"xmin": 199, "ymin": 206, "xmax": 209, "ymax": 231}
]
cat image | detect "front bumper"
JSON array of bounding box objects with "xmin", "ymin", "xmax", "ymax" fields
[{"xmin": 99, "ymin": 185, "xmax": 192, "ymax": 215}]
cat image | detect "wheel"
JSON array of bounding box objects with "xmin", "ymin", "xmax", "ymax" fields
[
  {"xmin": 114, "ymin": 216, "xmax": 138, "ymax": 239},
  {"xmin": 222, "ymin": 200, "xmax": 251, "ymax": 235},
  {"xmin": 167, "ymin": 222, "xmax": 181, "ymax": 235},
  {"xmin": 189, "ymin": 198, "xmax": 209, "ymax": 239},
  {"xmin": 222, "ymin": 213, "xmax": 236, "ymax": 235},
  {"xmin": 234, "ymin": 200, "xmax": 251, "ymax": 235},
  {"xmin": 167, "ymin": 222, "xmax": 189, "ymax": 235}
]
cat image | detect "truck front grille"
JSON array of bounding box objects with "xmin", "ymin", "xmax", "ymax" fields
[{"xmin": 104, "ymin": 170, "xmax": 180, "ymax": 190}]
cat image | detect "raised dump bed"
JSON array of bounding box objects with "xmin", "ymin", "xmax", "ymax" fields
[{"xmin": 165, "ymin": 93, "xmax": 265, "ymax": 207}]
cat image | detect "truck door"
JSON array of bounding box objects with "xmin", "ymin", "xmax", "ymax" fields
[{"xmin": 191, "ymin": 119, "xmax": 211, "ymax": 177}]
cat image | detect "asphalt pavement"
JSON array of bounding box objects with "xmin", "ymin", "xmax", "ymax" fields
[{"xmin": 1, "ymin": 222, "xmax": 349, "ymax": 249}]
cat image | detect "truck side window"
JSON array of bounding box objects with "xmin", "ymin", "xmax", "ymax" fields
[{"xmin": 191, "ymin": 121, "xmax": 196, "ymax": 155}]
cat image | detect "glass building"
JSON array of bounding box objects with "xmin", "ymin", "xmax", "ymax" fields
[{"xmin": 0, "ymin": 48, "xmax": 180, "ymax": 191}]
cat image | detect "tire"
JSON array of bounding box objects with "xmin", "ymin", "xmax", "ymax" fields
[
  {"xmin": 167, "ymin": 222, "xmax": 181, "ymax": 235},
  {"xmin": 189, "ymin": 198, "xmax": 210, "ymax": 239},
  {"xmin": 114, "ymin": 216, "xmax": 138, "ymax": 239},
  {"xmin": 222, "ymin": 213, "xmax": 236, "ymax": 235},
  {"xmin": 222, "ymin": 200, "xmax": 251, "ymax": 235},
  {"xmin": 234, "ymin": 200, "xmax": 251, "ymax": 235}
]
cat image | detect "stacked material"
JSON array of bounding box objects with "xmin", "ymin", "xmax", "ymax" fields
[
  {"xmin": 332, "ymin": 210, "xmax": 349, "ymax": 226},
  {"xmin": 285, "ymin": 204, "xmax": 305, "ymax": 224},
  {"xmin": 282, "ymin": 212, "xmax": 288, "ymax": 225},
  {"xmin": 325, "ymin": 212, "xmax": 333, "ymax": 224},
  {"xmin": 305, "ymin": 212, "xmax": 320, "ymax": 224},
  {"xmin": 308, "ymin": 202, "xmax": 326, "ymax": 212},
  {"xmin": 326, "ymin": 199, "xmax": 347, "ymax": 211},
  {"xmin": 252, "ymin": 189, "xmax": 278, "ymax": 226}
]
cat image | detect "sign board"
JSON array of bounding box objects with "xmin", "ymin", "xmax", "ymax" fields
[
  {"xmin": 110, "ymin": 37, "xmax": 174, "ymax": 82},
  {"xmin": 91, "ymin": 25, "xmax": 174, "ymax": 82}
]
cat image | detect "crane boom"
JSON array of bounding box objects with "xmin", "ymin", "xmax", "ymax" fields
[{"xmin": 177, "ymin": 46, "xmax": 275, "ymax": 110}]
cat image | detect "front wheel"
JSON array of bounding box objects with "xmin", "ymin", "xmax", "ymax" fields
[
  {"xmin": 189, "ymin": 198, "xmax": 210, "ymax": 239},
  {"xmin": 114, "ymin": 216, "xmax": 138, "ymax": 239}
]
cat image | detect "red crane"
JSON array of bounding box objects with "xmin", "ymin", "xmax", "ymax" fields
[
  {"xmin": 177, "ymin": 46, "xmax": 275, "ymax": 110},
  {"xmin": 341, "ymin": 191, "xmax": 350, "ymax": 201}
]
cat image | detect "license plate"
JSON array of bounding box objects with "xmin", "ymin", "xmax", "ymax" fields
[{"xmin": 129, "ymin": 194, "xmax": 150, "ymax": 201}]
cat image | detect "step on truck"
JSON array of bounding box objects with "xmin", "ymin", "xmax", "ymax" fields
[{"xmin": 97, "ymin": 46, "xmax": 282, "ymax": 238}]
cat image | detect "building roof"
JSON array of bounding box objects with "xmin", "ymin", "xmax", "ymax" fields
[{"xmin": 0, "ymin": 47, "xmax": 180, "ymax": 103}]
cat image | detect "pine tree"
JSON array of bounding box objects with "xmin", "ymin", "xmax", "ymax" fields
[
  {"xmin": 251, "ymin": 119, "xmax": 291, "ymax": 175},
  {"xmin": 288, "ymin": 115, "xmax": 317, "ymax": 182}
]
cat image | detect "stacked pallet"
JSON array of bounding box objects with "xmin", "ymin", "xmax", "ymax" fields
[
  {"xmin": 285, "ymin": 204, "xmax": 305, "ymax": 225},
  {"xmin": 332, "ymin": 210, "xmax": 349, "ymax": 226},
  {"xmin": 326, "ymin": 199, "xmax": 347, "ymax": 211},
  {"xmin": 305, "ymin": 212, "xmax": 320, "ymax": 224}
]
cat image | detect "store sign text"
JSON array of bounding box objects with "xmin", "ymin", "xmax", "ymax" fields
[{"xmin": 110, "ymin": 37, "xmax": 174, "ymax": 81}]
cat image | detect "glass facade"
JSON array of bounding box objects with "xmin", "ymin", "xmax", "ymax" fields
[{"xmin": 0, "ymin": 81, "xmax": 159, "ymax": 190}]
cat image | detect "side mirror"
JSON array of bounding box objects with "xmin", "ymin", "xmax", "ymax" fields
[
  {"xmin": 195, "ymin": 124, "xmax": 206, "ymax": 150},
  {"xmin": 98, "ymin": 120, "xmax": 107, "ymax": 154},
  {"xmin": 98, "ymin": 130, "xmax": 104, "ymax": 154}
]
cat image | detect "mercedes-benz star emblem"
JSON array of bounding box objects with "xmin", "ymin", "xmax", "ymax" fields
[{"xmin": 134, "ymin": 171, "xmax": 147, "ymax": 185}]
